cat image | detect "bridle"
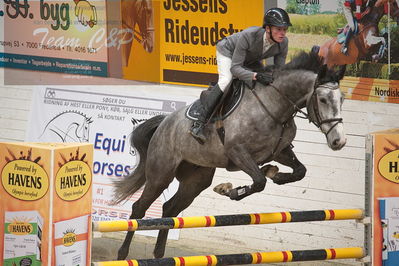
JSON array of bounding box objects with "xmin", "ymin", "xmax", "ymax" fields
[
  {"xmin": 251, "ymin": 79, "xmax": 343, "ymax": 138},
  {"xmin": 122, "ymin": 0, "xmax": 154, "ymax": 46},
  {"xmin": 135, "ymin": 0, "xmax": 154, "ymax": 45},
  {"xmin": 305, "ymin": 82, "xmax": 343, "ymax": 137},
  {"xmin": 248, "ymin": 75, "xmax": 343, "ymax": 158}
]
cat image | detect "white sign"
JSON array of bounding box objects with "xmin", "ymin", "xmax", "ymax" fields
[{"xmin": 26, "ymin": 87, "xmax": 193, "ymax": 239}]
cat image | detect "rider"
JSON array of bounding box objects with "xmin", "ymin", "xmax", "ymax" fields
[
  {"xmin": 341, "ymin": 0, "xmax": 375, "ymax": 55},
  {"xmin": 190, "ymin": 7, "xmax": 292, "ymax": 144}
]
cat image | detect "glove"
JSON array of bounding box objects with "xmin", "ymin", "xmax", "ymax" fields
[
  {"xmin": 256, "ymin": 72, "xmax": 273, "ymax": 86},
  {"xmin": 75, "ymin": 0, "xmax": 97, "ymax": 28}
]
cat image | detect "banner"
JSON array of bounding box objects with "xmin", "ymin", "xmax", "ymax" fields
[
  {"xmin": 121, "ymin": 0, "xmax": 160, "ymax": 83},
  {"xmin": 278, "ymin": 0, "xmax": 399, "ymax": 104},
  {"xmin": 366, "ymin": 129, "xmax": 399, "ymax": 265},
  {"xmin": 26, "ymin": 87, "xmax": 194, "ymax": 239},
  {"xmin": 160, "ymin": 0, "xmax": 264, "ymax": 86},
  {"xmin": 0, "ymin": 0, "xmax": 108, "ymax": 76},
  {"xmin": 121, "ymin": 0, "xmax": 265, "ymax": 86}
]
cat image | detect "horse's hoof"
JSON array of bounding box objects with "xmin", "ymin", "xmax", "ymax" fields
[
  {"xmin": 372, "ymin": 54, "xmax": 380, "ymax": 62},
  {"xmin": 261, "ymin": 164, "xmax": 279, "ymax": 178},
  {"xmin": 117, "ymin": 248, "xmax": 129, "ymax": 260},
  {"xmin": 213, "ymin": 183, "xmax": 233, "ymax": 196},
  {"xmin": 153, "ymin": 248, "xmax": 165, "ymax": 259}
]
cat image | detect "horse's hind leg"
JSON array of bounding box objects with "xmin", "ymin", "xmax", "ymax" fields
[
  {"xmin": 117, "ymin": 168, "xmax": 176, "ymax": 260},
  {"xmin": 153, "ymin": 162, "xmax": 215, "ymax": 258},
  {"xmin": 269, "ymin": 145, "xmax": 306, "ymax": 185}
]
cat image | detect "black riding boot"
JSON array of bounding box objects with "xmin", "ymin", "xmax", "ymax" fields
[
  {"xmin": 190, "ymin": 84, "xmax": 223, "ymax": 144},
  {"xmin": 341, "ymin": 28, "xmax": 354, "ymax": 56}
]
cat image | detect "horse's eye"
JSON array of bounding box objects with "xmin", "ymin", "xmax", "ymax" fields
[{"xmin": 320, "ymin": 98, "xmax": 327, "ymax": 104}]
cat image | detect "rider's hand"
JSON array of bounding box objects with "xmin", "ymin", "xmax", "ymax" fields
[
  {"xmin": 75, "ymin": 0, "xmax": 97, "ymax": 27},
  {"xmin": 256, "ymin": 72, "xmax": 273, "ymax": 86}
]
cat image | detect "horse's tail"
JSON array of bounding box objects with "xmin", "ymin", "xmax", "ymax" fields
[{"xmin": 111, "ymin": 115, "xmax": 166, "ymax": 205}]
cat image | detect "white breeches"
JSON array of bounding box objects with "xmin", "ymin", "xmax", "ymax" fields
[
  {"xmin": 216, "ymin": 50, "xmax": 233, "ymax": 91},
  {"xmin": 343, "ymin": 6, "xmax": 355, "ymax": 31}
]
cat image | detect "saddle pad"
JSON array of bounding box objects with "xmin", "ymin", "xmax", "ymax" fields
[{"xmin": 185, "ymin": 80, "xmax": 245, "ymax": 122}]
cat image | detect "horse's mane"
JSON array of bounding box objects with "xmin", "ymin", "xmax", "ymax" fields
[
  {"xmin": 61, "ymin": 110, "xmax": 91, "ymax": 119},
  {"xmin": 48, "ymin": 110, "xmax": 93, "ymax": 123},
  {"xmin": 280, "ymin": 51, "xmax": 323, "ymax": 73}
]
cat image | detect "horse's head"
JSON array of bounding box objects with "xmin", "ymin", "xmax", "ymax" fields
[
  {"xmin": 307, "ymin": 65, "xmax": 347, "ymax": 150},
  {"xmin": 76, "ymin": 116, "xmax": 93, "ymax": 142},
  {"xmin": 138, "ymin": 0, "xmax": 154, "ymax": 53}
]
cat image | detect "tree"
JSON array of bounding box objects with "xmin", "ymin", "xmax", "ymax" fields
[{"xmin": 286, "ymin": 0, "xmax": 298, "ymax": 14}]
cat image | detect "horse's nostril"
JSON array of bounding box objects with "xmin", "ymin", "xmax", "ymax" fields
[{"xmin": 333, "ymin": 139, "xmax": 339, "ymax": 146}]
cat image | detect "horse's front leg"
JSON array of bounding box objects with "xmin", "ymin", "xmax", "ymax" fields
[
  {"xmin": 224, "ymin": 144, "xmax": 266, "ymax": 201},
  {"xmin": 269, "ymin": 145, "xmax": 306, "ymax": 185},
  {"xmin": 366, "ymin": 32, "xmax": 387, "ymax": 61},
  {"xmin": 365, "ymin": 31, "xmax": 385, "ymax": 47}
]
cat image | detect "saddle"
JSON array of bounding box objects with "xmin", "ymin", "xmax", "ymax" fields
[{"xmin": 186, "ymin": 79, "xmax": 245, "ymax": 123}]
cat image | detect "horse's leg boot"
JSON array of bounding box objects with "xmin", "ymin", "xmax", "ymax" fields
[
  {"xmin": 190, "ymin": 84, "xmax": 223, "ymax": 144},
  {"xmin": 229, "ymin": 185, "xmax": 252, "ymax": 201}
]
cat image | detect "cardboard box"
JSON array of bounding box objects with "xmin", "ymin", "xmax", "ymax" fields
[
  {"xmin": 366, "ymin": 129, "xmax": 399, "ymax": 266},
  {"xmin": 0, "ymin": 142, "xmax": 93, "ymax": 266}
]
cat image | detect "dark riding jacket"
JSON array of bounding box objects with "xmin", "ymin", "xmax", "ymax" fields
[{"xmin": 216, "ymin": 26, "xmax": 288, "ymax": 86}]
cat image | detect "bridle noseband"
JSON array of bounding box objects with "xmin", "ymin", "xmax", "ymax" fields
[
  {"xmin": 251, "ymin": 79, "xmax": 343, "ymax": 138},
  {"xmin": 248, "ymin": 78, "xmax": 343, "ymax": 157}
]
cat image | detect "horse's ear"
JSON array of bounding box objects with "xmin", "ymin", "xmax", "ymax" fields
[
  {"xmin": 317, "ymin": 64, "xmax": 328, "ymax": 79},
  {"xmin": 337, "ymin": 65, "xmax": 347, "ymax": 81}
]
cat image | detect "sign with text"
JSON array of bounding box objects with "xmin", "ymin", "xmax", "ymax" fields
[
  {"xmin": 121, "ymin": 0, "xmax": 265, "ymax": 86},
  {"xmin": 26, "ymin": 87, "xmax": 193, "ymax": 239},
  {"xmin": 160, "ymin": 0, "xmax": 264, "ymax": 85},
  {"xmin": 0, "ymin": 0, "xmax": 108, "ymax": 76},
  {"xmin": 366, "ymin": 129, "xmax": 399, "ymax": 265}
]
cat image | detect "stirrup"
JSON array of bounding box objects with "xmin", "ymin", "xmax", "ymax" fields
[{"xmin": 341, "ymin": 46, "xmax": 348, "ymax": 56}]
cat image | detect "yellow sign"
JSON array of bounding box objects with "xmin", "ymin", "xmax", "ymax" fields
[
  {"xmin": 62, "ymin": 231, "xmax": 77, "ymax": 247},
  {"xmin": 378, "ymin": 150, "xmax": 399, "ymax": 184},
  {"xmin": 7, "ymin": 222, "xmax": 33, "ymax": 235},
  {"xmin": 56, "ymin": 161, "xmax": 92, "ymax": 201},
  {"xmin": 160, "ymin": 0, "xmax": 264, "ymax": 86},
  {"xmin": 121, "ymin": 0, "xmax": 264, "ymax": 86},
  {"xmin": 1, "ymin": 160, "xmax": 49, "ymax": 201}
]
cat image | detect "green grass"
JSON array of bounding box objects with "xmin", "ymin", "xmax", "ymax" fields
[{"xmin": 290, "ymin": 14, "xmax": 345, "ymax": 36}]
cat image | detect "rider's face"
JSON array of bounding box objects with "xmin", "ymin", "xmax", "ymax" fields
[{"xmin": 267, "ymin": 26, "xmax": 288, "ymax": 43}]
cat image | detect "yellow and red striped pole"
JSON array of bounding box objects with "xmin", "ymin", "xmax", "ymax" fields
[
  {"xmin": 92, "ymin": 247, "xmax": 365, "ymax": 266},
  {"xmin": 93, "ymin": 209, "xmax": 364, "ymax": 232}
]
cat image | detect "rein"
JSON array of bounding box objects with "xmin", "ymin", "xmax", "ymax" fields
[
  {"xmin": 122, "ymin": 0, "xmax": 154, "ymax": 45},
  {"xmin": 306, "ymin": 83, "xmax": 343, "ymax": 137},
  {"xmin": 251, "ymin": 81, "xmax": 343, "ymax": 142},
  {"xmin": 249, "ymin": 84, "xmax": 297, "ymax": 158}
]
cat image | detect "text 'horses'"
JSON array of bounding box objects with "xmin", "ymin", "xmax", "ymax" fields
[{"xmin": 112, "ymin": 51, "xmax": 347, "ymax": 260}]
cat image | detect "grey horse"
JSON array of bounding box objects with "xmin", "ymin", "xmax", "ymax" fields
[{"xmin": 112, "ymin": 51, "xmax": 347, "ymax": 260}]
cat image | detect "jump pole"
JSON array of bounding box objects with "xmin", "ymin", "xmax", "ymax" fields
[
  {"xmin": 93, "ymin": 209, "xmax": 364, "ymax": 232},
  {"xmin": 92, "ymin": 247, "xmax": 365, "ymax": 266}
]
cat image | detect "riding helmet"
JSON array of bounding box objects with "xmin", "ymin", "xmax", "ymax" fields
[{"xmin": 263, "ymin": 8, "xmax": 292, "ymax": 28}]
